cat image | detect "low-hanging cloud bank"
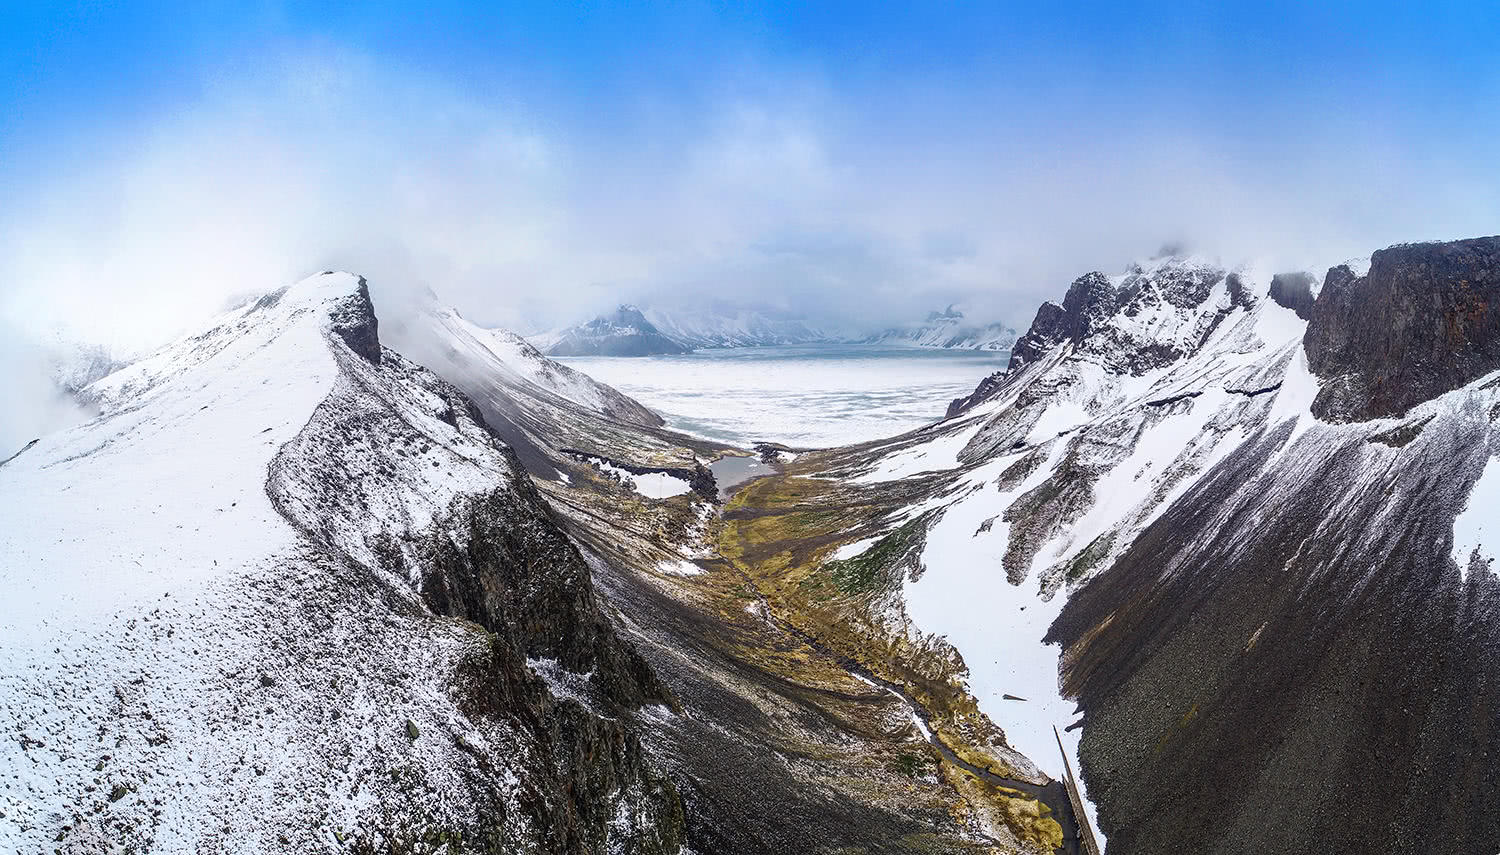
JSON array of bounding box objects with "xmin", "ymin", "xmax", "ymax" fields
[{"xmin": 2, "ymin": 36, "xmax": 1498, "ymax": 451}]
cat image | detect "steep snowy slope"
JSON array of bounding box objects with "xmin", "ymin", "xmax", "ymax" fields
[
  {"xmin": 387, "ymin": 297, "xmax": 727, "ymax": 482},
  {"xmin": 806, "ymin": 255, "xmax": 1296, "ymax": 842},
  {"xmin": 389, "ymin": 301, "xmax": 664, "ymax": 429},
  {"xmin": 797, "ymin": 239, "xmax": 1500, "ymax": 855},
  {"xmin": 0, "ymin": 273, "xmax": 681, "ymax": 853},
  {"xmin": 1045, "ymin": 238, "xmax": 1500, "ymax": 855}
]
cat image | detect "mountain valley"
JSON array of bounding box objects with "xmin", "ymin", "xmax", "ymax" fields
[{"xmin": 4, "ymin": 237, "xmax": 1499, "ymax": 855}]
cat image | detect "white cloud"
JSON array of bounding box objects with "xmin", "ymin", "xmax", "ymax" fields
[{"xmin": 2, "ymin": 39, "xmax": 1498, "ymax": 387}]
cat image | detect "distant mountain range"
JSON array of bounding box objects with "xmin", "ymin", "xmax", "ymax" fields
[
  {"xmin": 529, "ymin": 303, "xmax": 1016, "ymax": 356},
  {"xmin": 527, "ymin": 305, "xmax": 691, "ymax": 357},
  {"xmin": 858, "ymin": 305, "xmax": 1017, "ymax": 351}
]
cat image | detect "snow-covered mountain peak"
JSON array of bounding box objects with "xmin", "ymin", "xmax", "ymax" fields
[
  {"xmin": 531, "ymin": 303, "xmax": 690, "ymax": 356},
  {"xmin": 860, "ymin": 304, "xmax": 1017, "ymax": 351}
]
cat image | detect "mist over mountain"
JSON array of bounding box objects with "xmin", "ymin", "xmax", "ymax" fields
[
  {"xmin": 7, "ymin": 5, "xmax": 1500, "ymax": 855},
  {"xmin": 531, "ymin": 300, "xmax": 1018, "ymax": 355}
]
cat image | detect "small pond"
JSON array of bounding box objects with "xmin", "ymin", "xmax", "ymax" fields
[{"xmin": 708, "ymin": 455, "xmax": 776, "ymax": 500}]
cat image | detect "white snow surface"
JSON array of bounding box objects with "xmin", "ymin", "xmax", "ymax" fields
[
  {"xmin": 2, "ymin": 275, "xmax": 351, "ymax": 641},
  {"xmin": 390, "ymin": 300, "xmax": 662, "ymax": 428},
  {"xmin": 560, "ymin": 345, "xmax": 1007, "ymax": 447},
  {"xmin": 588, "ymin": 458, "xmax": 694, "ymax": 499},
  {"xmin": 854, "ymin": 420, "xmax": 984, "ymax": 484},
  {"xmin": 1455, "ymin": 454, "xmax": 1500, "ymax": 579},
  {"xmin": 655, "ymin": 559, "xmax": 705, "ymax": 577},
  {"xmin": 0, "ymin": 273, "xmax": 547, "ymax": 852}
]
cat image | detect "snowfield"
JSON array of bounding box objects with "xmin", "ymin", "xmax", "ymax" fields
[
  {"xmin": 561, "ymin": 344, "xmax": 1007, "ymax": 447},
  {"xmin": 584, "ymin": 457, "xmax": 694, "ymax": 498}
]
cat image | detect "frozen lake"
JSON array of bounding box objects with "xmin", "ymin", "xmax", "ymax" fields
[{"xmin": 559, "ymin": 344, "xmax": 1007, "ymax": 448}]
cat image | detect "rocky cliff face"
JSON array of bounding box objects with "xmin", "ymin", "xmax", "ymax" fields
[
  {"xmin": 1306, "ymin": 236, "xmax": 1500, "ymax": 421},
  {"xmin": 1267, "ymin": 271, "xmax": 1317, "ymax": 320}
]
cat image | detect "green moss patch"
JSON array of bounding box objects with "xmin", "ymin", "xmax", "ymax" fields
[{"xmin": 821, "ymin": 516, "xmax": 929, "ymax": 596}]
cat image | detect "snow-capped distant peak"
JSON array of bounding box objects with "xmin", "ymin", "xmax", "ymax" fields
[{"xmin": 860, "ymin": 305, "xmax": 1018, "ymax": 351}]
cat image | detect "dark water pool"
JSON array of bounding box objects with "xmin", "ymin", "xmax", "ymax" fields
[{"xmin": 708, "ymin": 455, "xmax": 775, "ymax": 499}]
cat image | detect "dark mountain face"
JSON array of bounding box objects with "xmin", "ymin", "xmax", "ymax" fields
[
  {"xmin": 1306, "ymin": 236, "xmax": 1500, "ymax": 422},
  {"xmin": 1048, "ymin": 414, "xmax": 1500, "ymax": 855},
  {"xmin": 1021, "ymin": 236, "xmax": 1500, "ymax": 855},
  {"xmin": 1268, "ymin": 271, "xmax": 1317, "ymax": 320},
  {"xmin": 265, "ymin": 292, "xmax": 685, "ymax": 852}
]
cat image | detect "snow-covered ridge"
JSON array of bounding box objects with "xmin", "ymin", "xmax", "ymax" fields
[
  {"xmin": 0, "ymin": 271, "xmax": 678, "ymax": 852},
  {"xmin": 530, "ymin": 305, "xmax": 689, "ymax": 356},
  {"xmin": 3, "ymin": 272, "xmax": 364, "ymax": 636},
  {"xmin": 842, "ymin": 257, "xmax": 1309, "ymax": 842},
  {"xmin": 640, "ymin": 305, "xmax": 830, "ymax": 349}
]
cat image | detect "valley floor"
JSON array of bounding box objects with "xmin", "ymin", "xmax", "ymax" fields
[{"xmin": 537, "ymin": 439, "xmax": 1089, "ymax": 855}]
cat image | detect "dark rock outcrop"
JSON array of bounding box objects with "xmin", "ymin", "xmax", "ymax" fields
[
  {"xmin": 419, "ymin": 473, "xmax": 674, "ymax": 709},
  {"xmin": 327, "ymin": 275, "xmax": 382, "ymax": 364},
  {"xmin": 1268, "ymin": 272, "xmax": 1317, "ymax": 320},
  {"xmin": 1305, "ymin": 237, "xmax": 1500, "ymax": 421},
  {"xmin": 1007, "ymin": 274, "xmax": 1119, "ymax": 372},
  {"xmin": 419, "ymin": 478, "xmax": 684, "ymax": 854},
  {"xmin": 946, "ymin": 369, "xmax": 1008, "ymax": 418},
  {"xmin": 456, "ymin": 634, "xmax": 684, "ymax": 855}
]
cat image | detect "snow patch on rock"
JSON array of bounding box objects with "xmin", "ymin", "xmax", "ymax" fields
[{"xmin": 1455, "ymin": 454, "xmax": 1500, "ymax": 579}]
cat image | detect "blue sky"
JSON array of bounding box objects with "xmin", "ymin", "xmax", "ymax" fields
[{"xmin": 2, "ymin": 1, "xmax": 1499, "ymax": 347}]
